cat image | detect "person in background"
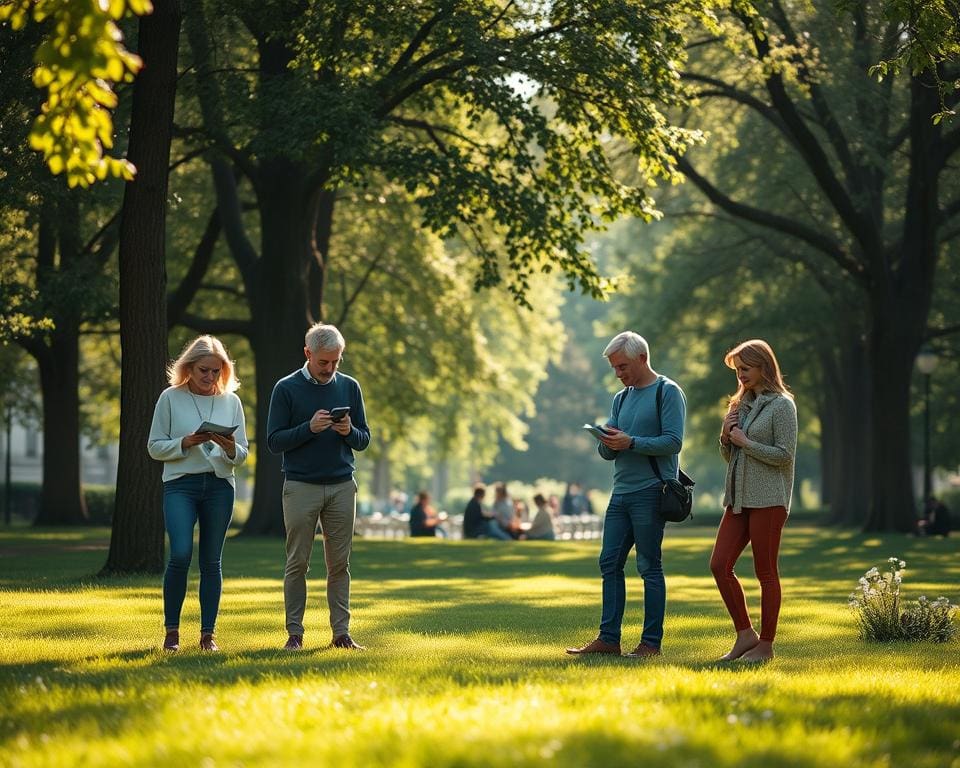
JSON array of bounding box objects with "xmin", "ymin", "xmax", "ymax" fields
[
  {"xmin": 148, "ymin": 335, "xmax": 249, "ymax": 653},
  {"xmin": 493, "ymin": 482, "xmax": 519, "ymax": 538},
  {"xmin": 267, "ymin": 322, "xmax": 371, "ymax": 652},
  {"xmin": 562, "ymin": 482, "xmax": 593, "ymax": 516},
  {"xmin": 712, "ymin": 339, "xmax": 797, "ymax": 663},
  {"xmin": 409, "ymin": 490, "xmax": 443, "ymax": 537},
  {"xmin": 920, "ymin": 496, "xmax": 951, "ymax": 537},
  {"xmin": 462, "ymin": 483, "xmax": 511, "ymax": 540},
  {"xmin": 525, "ymin": 493, "xmax": 556, "ymax": 541}
]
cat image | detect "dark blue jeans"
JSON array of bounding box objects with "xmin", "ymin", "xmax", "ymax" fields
[
  {"xmin": 162, "ymin": 473, "xmax": 234, "ymax": 632},
  {"xmin": 598, "ymin": 486, "xmax": 666, "ymax": 648}
]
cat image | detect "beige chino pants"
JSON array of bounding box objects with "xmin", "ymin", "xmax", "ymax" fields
[{"xmin": 282, "ymin": 478, "xmax": 357, "ymax": 638}]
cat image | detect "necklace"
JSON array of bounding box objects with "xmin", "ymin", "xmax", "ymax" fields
[{"xmin": 188, "ymin": 389, "xmax": 214, "ymax": 427}]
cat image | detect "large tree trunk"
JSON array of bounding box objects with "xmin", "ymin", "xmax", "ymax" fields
[
  {"xmin": 864, "ymin": 73, "xmax": 942, "ymax": 533},
  {"xmin": 104, "ymin": 0, "xmax": 182, "ymax": 573},
  {"xmin": 29, "ymin": 194, "xmax": 88, "ymax": 525},
  {"xmin": 864, "ymin": 310, "xmax": 919, "ymax": 532},
  {"xmin": 241, "ymin": 159, "xmax": 316, "ymax": 535},
  {"xmin": 34, "ymin": 325, "xmax": 87, "ymax": 525}
]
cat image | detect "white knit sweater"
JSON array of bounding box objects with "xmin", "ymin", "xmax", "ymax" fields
[{"xmin": 147, "ymin": 386, "xmax": 249, "ymax": 485}]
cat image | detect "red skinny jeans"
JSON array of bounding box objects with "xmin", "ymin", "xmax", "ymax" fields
[{"xmin": 710, "ymin": 505, "xmax": 787, "ymax": 642}]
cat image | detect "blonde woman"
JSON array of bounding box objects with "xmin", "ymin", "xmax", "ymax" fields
[
  {"xmin": 712, "ymin": 340, "xmax": 797, "ymax": 662},
  {"xmin": 148, "ymin": 336, "xmax": 248, "ymax": 652}
]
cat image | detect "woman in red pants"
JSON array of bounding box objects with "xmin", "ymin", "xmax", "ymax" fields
[{"xmin": 712, "ymin": 340, "xmax": 797, "ymax": 662}]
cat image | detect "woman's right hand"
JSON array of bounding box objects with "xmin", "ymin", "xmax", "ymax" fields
[
  {"xmin": 181, "ymin": 432, "xmax": 213, "ymax": 451},
  {"xmin": 720, "ymin": 410, "xmax": 739, "ymax": 444}
]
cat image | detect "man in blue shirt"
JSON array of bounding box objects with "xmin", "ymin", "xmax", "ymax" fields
[
  {"xmin": 267, "ymin": 323, "xmax": 371, "ymax": 651},
  {"xmin": 566, "ymin": 331, "xmax": 685, "ymax": 658}
]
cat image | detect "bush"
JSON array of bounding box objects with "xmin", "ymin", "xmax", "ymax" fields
[
  {"xmin": 84, "ymin": 485, "xmax": 115, "ymax": 525},
  {"xmin": 849, "ymin": 557, "xmax": 958, "ymax": 643},
  {"xmin": 900, "ymin": 597, "xmax": 958, "ymax": 643},
  {"xmin": 0, "ymin": 482, "xmax": 115, "ymax": 524}
]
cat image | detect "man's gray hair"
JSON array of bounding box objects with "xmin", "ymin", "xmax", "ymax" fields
[
  {"xmin": 305, "ymin": 322, "xmax": 345, "ymax": 352},
  {"xmin": 603, "ymin": 331, "xmax": 650, "ymax": 362}
]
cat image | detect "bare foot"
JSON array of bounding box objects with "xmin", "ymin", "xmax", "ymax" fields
[
  {"xmin": 719, "ymin": 628, "xmax": 760, "ymax": 661},
  {"xmin": 739, "ymin": 640, "xmax": 774, "ymax": 663}
]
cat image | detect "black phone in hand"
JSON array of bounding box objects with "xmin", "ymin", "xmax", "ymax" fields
[{"xmin": 329, "ymin": 406, "xmax": 350, "ymax": 423}]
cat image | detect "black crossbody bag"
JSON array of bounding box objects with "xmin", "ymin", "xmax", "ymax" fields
[{"xmin": 647, "ymin": 379, "xmax": 694, "ymax": 523}]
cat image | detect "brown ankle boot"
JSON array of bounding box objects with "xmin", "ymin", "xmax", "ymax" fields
[
  {"xmin": 163, "ymin": 630, "xmax": 179, "ymax": 652},
  {"xmin": 200, "ymin": 633, "xmax": 219, "ymax": 651}
]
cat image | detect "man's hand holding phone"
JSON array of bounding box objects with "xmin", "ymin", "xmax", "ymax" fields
[
  {"xmin": 329, "ymin": 406, "xmax": 351, "ymax": 435},
  {"xmin": 310, "ymin": 406, "xmax": 351, "ymax": 434}
]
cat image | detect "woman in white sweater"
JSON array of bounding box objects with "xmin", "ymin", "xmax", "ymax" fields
[
  {"xmin": 148, "ymin": 336, "xmax": 248, "ymax": 652},
  {"xmin": 712, "ymin": 339, "xmax": 797, "ymax": 663}
]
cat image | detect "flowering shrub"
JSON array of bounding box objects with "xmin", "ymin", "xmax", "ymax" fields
[{"xmin": 848, "ymin": 557, "xmax": 958, "ymax": 643}]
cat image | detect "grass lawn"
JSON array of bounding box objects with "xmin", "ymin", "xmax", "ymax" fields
[{"xmin": 0, "ymin": 524, "xmax": 958, "ymax": 767}]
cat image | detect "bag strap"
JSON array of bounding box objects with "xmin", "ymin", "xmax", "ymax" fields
[{"xmin": 647, "ymin": 378, "xmax": 666, "ymax": 482}]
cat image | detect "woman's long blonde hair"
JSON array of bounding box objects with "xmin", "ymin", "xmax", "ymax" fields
[
  {"xmin": 724, "ymin": 339, "xmax": 792, "ymax": 411},
  {"xmin": 167, "ymin": 335, "xmax": 240, "ymax": 394}
]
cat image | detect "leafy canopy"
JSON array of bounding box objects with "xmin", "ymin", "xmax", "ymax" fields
[{"xmin": 0, "ymin": 0, "xmax": 152, "ymax": 186}]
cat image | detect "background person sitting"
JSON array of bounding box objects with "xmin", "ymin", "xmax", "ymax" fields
[
  {"xmin": 525, "ymin": 493, "xmax": 556, "ymax": 541},
  {"xmin": 493, "ymin": 482, "xmax": 520, "ymax": 538},
  {"xmin": 920, "ymin": 496, "xmax": 952, "ymax": 537},
  {"xmin": 462, "ymin": 484, "xmax": 511, "ymax": 540},
  {"xmin": 409, "ymin": 490, "xmax": 445, "ymax": 537}
]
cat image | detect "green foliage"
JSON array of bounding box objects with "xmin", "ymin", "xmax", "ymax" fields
[
  {"xmin": 0, "ymin": 0, "xmax": 151, "ymax": 186},
  {"xmin": 188, "ymin": 0, "xmax": 719, "ymax": 304},
  {"xmin": 0, "ymin": 211, "xmax": 54, "ymax": 342},
  {"xmin": 850, "ymin": 0, "xmax": 960, "ymax": 123},
  {"xmin": 0, "ymin": 527, "xmax": 958, "ymax": 766},
  {"xmin": 849, "ymin": 557, "xmax": 959, "ymax": 642}
]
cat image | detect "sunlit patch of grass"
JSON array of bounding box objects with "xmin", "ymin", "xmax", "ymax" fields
[{"xmin": 0, "ymin": 526, "xmax": 958, "ymax": 767}]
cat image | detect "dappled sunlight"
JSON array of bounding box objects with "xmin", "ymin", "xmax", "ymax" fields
[{"xmin": 1, "ymin": 528, "xmax": 958, "ymax": 767}]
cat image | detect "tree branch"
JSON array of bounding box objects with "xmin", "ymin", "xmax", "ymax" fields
[
  {"xmin": 166, "ymin": 208, "xmax": 221, "ymax": 328},
  {"xmin": 175, "ymin": 312, "xmax": 253, "ymax": 337},
  {"xmin": 739, "ymin": 12, "xmax": 879, "ymax": 258},
  {"xmin": 677, "ymin": 155, "xmax": 867, "ymax": 282}
]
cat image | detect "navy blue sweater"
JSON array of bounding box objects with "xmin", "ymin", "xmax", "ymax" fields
[{"xmin": 266, "ymin": 368, "xmax": 371, "ymax": 483}]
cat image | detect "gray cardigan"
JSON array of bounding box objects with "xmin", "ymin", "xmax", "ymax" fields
[{"xmin": 720, "ymin": 391, "xmax": 797, "ymax": 514}]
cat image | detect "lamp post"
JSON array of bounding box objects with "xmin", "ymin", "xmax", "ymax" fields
[{"xmin": 916, "ymin": 347, "xmax": 939, "ymax": 503}]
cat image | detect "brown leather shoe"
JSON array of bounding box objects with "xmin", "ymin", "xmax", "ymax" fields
[
  {"xmin": 284, "ymin": 634, "xmax": 303, "ymax": 650},
  {"xmin": 200, "ymin": 633, "xmax": 219, "ymax": 652},
  {"xmin": 565, "ymin": 637, "xmax": 621, "ymax": 655},
  {"xmin": 162, "ymin": 629, "xmax": 179, "ymax": 652},
  {"xmin": 625, "ymin": 642, "xmax": 661, "ymax": 658},
  {"xmin": 332, "ymin": 634, "xmax": 365, "ymax": 650}
]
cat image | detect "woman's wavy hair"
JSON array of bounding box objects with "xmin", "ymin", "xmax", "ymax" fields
[
  {"xmin": 724, "ymin": 339, "xmax": 792, "ymax": 411},
  {"xmin": 167, "ymin": 335, "xmax": 240, "ymax": 394}
]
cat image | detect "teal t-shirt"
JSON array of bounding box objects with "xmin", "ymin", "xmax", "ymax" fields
[{"xmin": 599, "ymin": 376, "xmax": 686, "ymax": 494}]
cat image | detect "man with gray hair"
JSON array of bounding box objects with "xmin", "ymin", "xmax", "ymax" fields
[
  {"xmin": 267, "ymin": 322, "xmax": 371, "ymax": 650},
  {"xmin": 566, "ymin": 331, "xmax": 685, "ymax": 658}
]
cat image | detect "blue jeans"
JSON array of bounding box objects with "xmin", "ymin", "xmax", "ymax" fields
[
  {"xmin": 598, "ymin": 486, "xmax": 666, "ymax": 648},
  {"xmin": 163, "ymin": 473, "xmax": 234, "ymax": 632}
]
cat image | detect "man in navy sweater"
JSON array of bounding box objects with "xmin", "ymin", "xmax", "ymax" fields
[{"xmin": 267, "ymin": 323, "xmax": 371, "ymax": 651}]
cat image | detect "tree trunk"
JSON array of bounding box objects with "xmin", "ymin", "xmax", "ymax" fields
[
  {"xmin": 103, "ymin": 0, "xmax": 182, "ymax": 574},
  {"xmin": 33, "ymin": 325, "xmax": 87, "ymax": 525},
  {"xmin": 29, "ymin": 194, "xmax": 88, "ymax": 525},
  {"xmin": 863, "ymin": 311, "xmax": 918, "ymax": 532},
  {"xmin": 241, "ymin": 159, "xmax": 315, "ymax": 536},
  {"xmin": 864, "ymin": 73, "xmax": 941, "ymax": 533},
  {"xmin": 372, "ymin": 453, "xmax": 392, "ymax": 507}
]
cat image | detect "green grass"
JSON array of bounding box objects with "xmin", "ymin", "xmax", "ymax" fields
[{"xmin": 0, "ymin": 526, "xmax": 958, "ymax": 768}]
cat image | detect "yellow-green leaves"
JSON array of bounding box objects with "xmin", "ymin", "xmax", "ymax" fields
[{"xmin": 0, "ymin": 0, "xmax": 153, "ymax": 187}]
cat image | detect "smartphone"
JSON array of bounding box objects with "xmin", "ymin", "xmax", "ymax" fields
[{"xmin": 329, "ymin": 406, "xmax": 351, "ymax": 423}]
